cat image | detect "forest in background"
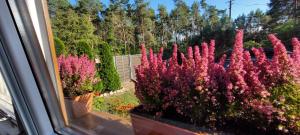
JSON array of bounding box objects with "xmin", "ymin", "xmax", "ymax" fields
[{"xmin": 49, "ymin": 0, "xmax": 300, "ymax": 57}]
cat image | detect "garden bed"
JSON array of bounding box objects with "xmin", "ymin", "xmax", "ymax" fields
[{"xmin": 93, "ymin": 90, "xmax": 139, "ymax": 119}]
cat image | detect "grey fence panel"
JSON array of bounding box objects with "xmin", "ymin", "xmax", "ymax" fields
[
  {"xmin": 130, "ymin": 54, "xmax": 141, "ymax": 80},
  {"xmin": 113, "ymin": 54, "xmax": 141, "ymax": 82}
]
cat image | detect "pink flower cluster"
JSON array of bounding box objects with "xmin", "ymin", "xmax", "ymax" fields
[
  {"xmin": 135, "ymin": 30, "xmax": 300, "ymax": 130},
  {"xmin": 135, "ymin": 40, "xmax": 228, "ymax": 118},
  {"xmin": 58, "ymin": 55, "xmax": 96, "ymax": 97}
]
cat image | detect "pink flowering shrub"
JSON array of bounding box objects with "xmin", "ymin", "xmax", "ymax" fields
[
  {"xmin": 58, "ymin": 55, "xmax": 97, "ymax": 97},
  {"xmin": 135, "ymin": 30, "xmax": 300, "ymax": 134}
]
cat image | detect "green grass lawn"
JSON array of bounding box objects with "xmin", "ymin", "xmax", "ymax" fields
[{"xmin": 93, "ymin": 90, "xmax": 139, "ymax": 119}]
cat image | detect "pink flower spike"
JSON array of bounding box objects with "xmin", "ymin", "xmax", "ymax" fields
[
  {"xmin": 149, "ymin": 48, "xmax": 154, "ymax": 63},
  {"xmin": 140, "ymin": 44, "xmax": 149, "ymax": 67},
  {"xmin": 194, "ymin": 45, "xmax": 201, "ymax": 66},
  {"xmin": 172, "ymin": 44, "xmax": 178, "ymax": 63},
  {"xmin": 188, "ymin": 47, "xmax": 193, "ymax": 59},
  {"xmin": 209, "ymin": 40, "xmax": 215, "ymax": 64}
]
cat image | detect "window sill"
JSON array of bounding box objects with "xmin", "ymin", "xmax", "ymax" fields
[{"xmin": 67, "ymin": 111, "xmax": 134, "ymax": 135}]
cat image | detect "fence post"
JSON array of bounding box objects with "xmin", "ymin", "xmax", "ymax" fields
[
  {"xmin": 129, "ymin": 54, "xmax": 132, "ymax": 80},
  {"xmin": 121, "ymin": 55, "xmax": 125, "ymax": 82},
  {"xmin": 113, "ymin": 55, "xmax": 117, "ymax": 68}
]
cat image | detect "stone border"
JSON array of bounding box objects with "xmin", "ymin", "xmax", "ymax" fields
[{"xmin": 98, "ymin": 87, "xmax": 128, "ymax": 97}]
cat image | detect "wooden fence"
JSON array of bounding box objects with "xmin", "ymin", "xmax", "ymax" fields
[{"xmin": 113, "ymin": 54, "xmax": 141, "ymax": 82}]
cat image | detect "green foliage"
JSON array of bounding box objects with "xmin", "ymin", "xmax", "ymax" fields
[
  {"xmin": 54, "ymin": 37, "xmax": 66, "ymax": 56},
  {"xmin": 80, "ymin": 80, "xmax": 94, "ymax": 92},
  {"xmin": 93, "ymin": 80, "xmax": 104, "ymax": 93},
  {"xmin": 235, "ymin": 14, "xmax": 246, "ymax": 29},
  {"xmin": 48, "ymin": 0, "xmax": 70, "ymax": 17},
  {"xmin": 98, "ymin": 42, "xmax": 121, "ymax": 91},
  {"xmin": 100, "ymin": 0, "xmax": 135, "ymax": 55},
  {"xmin": 51, "ymin": 9, "xmax": 79, "ymax": 53},
  {"xmin": 273, "ymin": 20, "xmax": 297, "ymax": 44},
  {"xmin": 51, "ymin": 8, "xmax": 97, "ymax": 54},
  {"xmin": 76, "ymin": 39, "xmax": 94, "ymax": 59},
  {"xmin": 155, "ymin": 5, "xmax": 171, "ymax": 47},
  {"xmin": 75, "ymin": 0, "xmax": 102, "ymax": 16},
  {"xmin": 270, "ymin": 82, "xmax": 300, "ymax": 132},
  {"xmin": 268, "ymin": 0, "xmax": 297, "ymax": 25},
  {"xmin": 93, "ymin": 72, "xmax": 104, "ymax": 92},
  {"xmin": 271, "ymin": 82, "xmax": 300, "ymax": 117},
  {"xmin": 244, "ymin": 40, "xmax": 262, "ymax": 49},
  {"xmin": 260, "ymin": 40, "xmax": 273, "ymax": 48},
  {"xmin": 93, "ymin": 90, "xmax": 139, "ymax": 118},
  {"xmin": 133, "ymin": 0, "xmax": 157, "ymax": 47},
  {"xmin": 49, "ymin": 0, "xmax": 298, "ymax": 56},
  {"xmin": 235, "ymin": 9, "xmax": 271, "ymax": 43},
  {"xmin": 172, "ymin": 0, "xmax": 190, "ymax": 34}
]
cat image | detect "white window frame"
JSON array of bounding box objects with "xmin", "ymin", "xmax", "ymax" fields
[{"xmin": 0, "ymin": 0, "xmax": 78, "ymax": 134}]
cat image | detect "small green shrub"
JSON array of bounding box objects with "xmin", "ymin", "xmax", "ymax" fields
[
  {"xmin": 98, "ymin": 42, "xmax": 121, "ymax": 91},
  {"xmin": 93, "ymin": 80, "xmax": 104, "ymax": 93},
  {"xmin": 270, "ymin": 82, "xmax": 300, "ymax": 133},
  {"xmin": 54, "ymin": 37, "xmax": 66, "ymax": 56},
  {"xmin": 93, "ymin": 97, "xmax": 107, "ymax": 111},
  {"xmin": 76, "ymin": 39, "xmax": 94, "ymax": 59}
]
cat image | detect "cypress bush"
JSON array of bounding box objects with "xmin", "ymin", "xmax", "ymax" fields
[
  {"xmin": 54, "ymin": 37, "xmax": 66, "ymax": 56},
  {"xmin": 76, "ymin": 39, "xmax": 94, "ymax": 59},
  {"xmin": 98, "ymin": 42, "xmax": 121, "ymax": 91}
]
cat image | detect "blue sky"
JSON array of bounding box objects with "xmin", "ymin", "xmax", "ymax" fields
[{"xmin": 70, "ymin": 0, "xmax": 270, "ymax": 19}]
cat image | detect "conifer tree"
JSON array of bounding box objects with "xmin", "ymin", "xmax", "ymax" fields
[{"xmin": 98, "ymin": 42, "xmax": 121, "ymax": 91}]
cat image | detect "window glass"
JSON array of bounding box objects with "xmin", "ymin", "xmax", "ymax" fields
[
  {"xmin": 44, "ymin": 0, "xmax": 300, "ymax": 134},
  {"xmin": 0, "ymin": 71, "xmax": 24, "ymax": 135}
]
